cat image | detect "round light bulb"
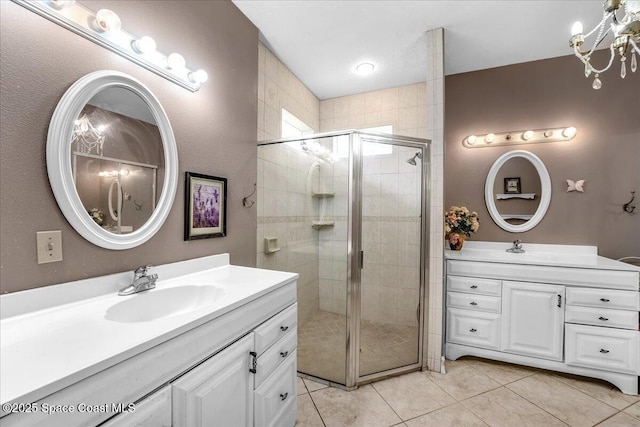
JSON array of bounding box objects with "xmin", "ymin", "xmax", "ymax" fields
[
  {"xmin": 167, "ymin": 53, "xmax": 186, "ymax": 70},
  {"xmin": 94, "ymin": 9, "xmax": 121, "ymax": 33},
  {"xmin": 544, "ymin": 129, "xmax": 553, "ymax": 137},
  {"xmin": 485, "ymin": 133, "xmax": 495, "ymax": 143},
  {"xmin": 189, "ymin": 69, "xmax": 208, "ymax": 83},
  {"xmin": 562, "ymin": 126, "xmax": 577, "ymax": 138},
  {"xmin": 50, "ymin": 0, "xmax": 75, "ymax": 9},
  {"xmin": 467, "ymin": 135, "xmax": 477, "ymax": 145},
  {"xmin": 522, "ymin": 130, "xmax": 534, "ymax": 141},
  {"xmin": 355, "ymin": 62, "xmax": 375, "ymax": 74},
  {"xmin": 132, "ymin": 36, "xmax": 156, "ymax": 54},
  {"xmin": 571, "ymin": 21, "xmax": 584, "ymax": 36}
]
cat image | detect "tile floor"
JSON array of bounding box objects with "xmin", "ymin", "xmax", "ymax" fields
[{"xmin": 295, "ymin": 357, "xmax": 640, "ymax": 426}]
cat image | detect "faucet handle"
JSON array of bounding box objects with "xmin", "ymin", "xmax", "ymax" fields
[{"xmin": 134, "ymin": 265, "xmax": 153, "ymax": 277}]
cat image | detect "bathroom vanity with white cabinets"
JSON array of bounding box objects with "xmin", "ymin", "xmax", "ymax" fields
[
  {"xmin": 445, "ymin": 242, "xmax": 640, "ymax": 395},
  {"xmin": 0, "ymin": 254, "xmax": 298, "ymax": 426}
]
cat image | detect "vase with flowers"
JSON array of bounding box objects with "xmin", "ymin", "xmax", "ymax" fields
[{"xmin": 444, "ymin": 206, "xmax": 479, "ymax": 251}]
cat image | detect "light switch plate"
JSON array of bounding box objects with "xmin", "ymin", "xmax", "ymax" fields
[{"xmin": 37, "ymin": 231, "xmax": 63, "ymax": 264}]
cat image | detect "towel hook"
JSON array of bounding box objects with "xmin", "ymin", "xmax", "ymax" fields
[
  {"xmin": 623, "ymin": 191, "xmax": 635, "ymax": 213},
  {"xmin": 242, "ymin": 183, "xmax": 256, "ymax": 208}
]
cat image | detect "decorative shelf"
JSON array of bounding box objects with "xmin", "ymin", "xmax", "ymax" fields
[
  {"xmin": 500, "ymin": 214, "xmax": 533, "ymax": 220},
  {"xmin": 496, "ymin": 193, "xmax": 536, "ymax": 200},
  {"xmin": 312, "ymin": 191, "xmax": 335, "ymax": 199},
  {"xmin": 311, "ymin": 221, "xmax": 335, "ymax": 229}
]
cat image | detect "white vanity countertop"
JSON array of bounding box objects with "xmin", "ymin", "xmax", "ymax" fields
[
  {"xmin": 445, "ymin": 241, "xmax": 640, "ymax": 272},
  {"xmin": 0, "ymin": 254, "xmax": 298, "ymax": 408}
]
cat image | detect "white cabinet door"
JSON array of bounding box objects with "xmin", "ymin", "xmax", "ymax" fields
[
  {"xmin": 501, "ymin": 281, "xmax": 565, "ymax": 361},
  {"xmin": 172, "ymin": 333, "xmax": 254, "ymax": 427}
]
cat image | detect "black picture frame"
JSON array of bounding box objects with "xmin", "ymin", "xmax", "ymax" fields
[
  {"xmin": 184, "ymin": 172, "xmax": 227, "ymax": 240},
  {"xmin": 504, "ymin": 177, "xmax": 522, "ymax": 194}
]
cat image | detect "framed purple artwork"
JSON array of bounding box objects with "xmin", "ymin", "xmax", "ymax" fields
[{"xmin": 184, "ymin": 172, "xmax": 227, "ymax": 240}]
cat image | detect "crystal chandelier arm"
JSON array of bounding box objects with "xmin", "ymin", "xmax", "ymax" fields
[
  {"xmin": 630, "ymin": 38, "xmax": 640, "ymax": 55},
  {"xmin": 574, "ymin": 43, "xmax": 617, "ymax": 74}
]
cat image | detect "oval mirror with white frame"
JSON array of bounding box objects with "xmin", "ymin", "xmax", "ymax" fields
[
  {"xmin": 48, "ymin": 70, "xmax": 178, "ymax": 250},
  {"xmin": 484, "ymin": 150, "xmax": 551, "ymax": 233}
]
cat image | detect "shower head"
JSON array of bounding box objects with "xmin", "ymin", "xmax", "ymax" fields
[{"xmin": 406, "ymin": 151, "xmax": 423, "ymax": 166}]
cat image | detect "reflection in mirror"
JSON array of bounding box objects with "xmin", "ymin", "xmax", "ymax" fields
[
  {"xmin": 492, "ymin": 157, "xmax": 542, "ymax": 225},
  {"xmin": 71, "ymin": 88, "xmax": 165, "ymax": 234}
]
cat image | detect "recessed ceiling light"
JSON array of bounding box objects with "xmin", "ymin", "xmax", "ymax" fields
[{"xmin": 355, "ymin": 62, "xmax": 375, "ymax": 74}]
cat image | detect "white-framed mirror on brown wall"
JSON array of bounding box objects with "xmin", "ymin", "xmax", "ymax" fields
[
  {"xmin": 47, "ymin": 70, "xmax": 178, "ymax": 250},
  {"xmin": 484, "ymin": 150, "xmax": 551, "ymax": 233}
]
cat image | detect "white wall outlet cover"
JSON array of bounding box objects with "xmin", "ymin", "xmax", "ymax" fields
[
  {"xmin": 36, "ymin": 230, "xmax": 63, "ymax": 264},
  {"xmin": 566, "ymin": 179, "xmax": 585, "ymax": 192}
]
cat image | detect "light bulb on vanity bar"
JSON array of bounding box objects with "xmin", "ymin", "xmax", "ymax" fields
[
  {"xmin": 189, "ymin": 69, "xmax": 208, "ymax": 84},
  {"xmin": 132, "ymin": 36, "xmax": 157, "ymax": 54}
]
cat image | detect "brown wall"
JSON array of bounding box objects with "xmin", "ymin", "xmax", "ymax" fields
[
  {"xmin": 445, "ymin": 52, "xmax": 640, "ymax": 260},
  {"xmin": 0, "ymin": 1, "xmax": 259, "ymax": 293}
]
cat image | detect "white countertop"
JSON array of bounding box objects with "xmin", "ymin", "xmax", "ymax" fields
[
  {"xmin": 0, "ymin": 254, "xmax": 298, "ymax": 408},
  {"xmin": 445, "ymin": 241, "xmax": 640, "ymax": 272}
]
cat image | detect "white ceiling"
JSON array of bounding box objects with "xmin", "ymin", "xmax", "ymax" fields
[{"xmin": 232, "ymin": 1, "xmax": 604, "ymax": 99}]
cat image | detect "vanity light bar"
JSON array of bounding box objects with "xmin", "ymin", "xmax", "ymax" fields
[
  {"xmin": 12, "ymin": 0, "xmax": 207, "ymax": 92},
  {"xmin": 462, "ymin": 126, "xmax": 577, "ymax": 148}
]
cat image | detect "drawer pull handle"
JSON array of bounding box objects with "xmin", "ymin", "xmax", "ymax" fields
[
  {"xmin": 470, "ymin": 302, "xmax": 478, "ymax": 306},
  {"xmin": 469, "ymin": 328, "xmax": 477, "ymax": 333},
  {"xmin": 598, "ymin": 316, "xmax": 609, "ymax": 321},
  {"xmin": 249, "ymin": 351, "xmax": 257, "ymax": 374},
  {"xmin": 600, "ymin": 349, "xmax": 610, "ymax": 354},
  {"xmin": 280, "ymin": 326, "xmax": 289, "ymax": 332},
  {"xmin": 600, "ymin": 298, "xmax": 610, "ymax": 302},
  {"xmin": 280, "ymin": 392, "xmax": 289, "ymax": 401},
  {"xmin": 470, "ymin": 285, "xmax": 478, "ymax": 289},
  {"xmin": 557, "ymin": 295, "xmax": 562, "ymax": 308},
  {"xmin": 280, "ymin": 351, "xmax": 289, "ymax": 358}
]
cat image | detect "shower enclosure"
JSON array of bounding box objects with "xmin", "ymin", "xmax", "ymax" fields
[{"xmin": 257, "ymin": 131, "xmax": 430, "ymax": 388}]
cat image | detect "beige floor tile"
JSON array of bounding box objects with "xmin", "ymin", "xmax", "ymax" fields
[
  {"xmin": 552, "ymin": 373, "xmax": 640, "ymax": 410},
  {"xmin": 595, "ymin": 412, "xmax": 640, "ymax": 426},
  {"xmin": 624, "ymin": 401, "xmax": 640, "ymax": 421},
  {"xmin": 311, "ymin": 384, "xmax": 402, "ymax": 427},
  {"xmin": 507, "ymin": 373, "xmax": 618, "ymax": 426},
  {"xmin": 405, "ymin": 403, "xmax": 487, "ymax": 427},
  {"xmin": 461, "ymin": 357, "xmax": 538, "ymax": 385},
  {"xmin": 296, "ymin": 394, "xmax": 324, "ymax": 427},
  {"xmin": 425, "ymin": 359, "xmax": 501, "ymax": 401},
  {"xmin": 304, "ymin": 378, "xmax": 329, "ymax": 392},
  {"xmin": 372, "ymin": 371, "xmax": 456, "ymax": 420},
  {"xmin": 297, "ymin": 376, "xmax": 308, "ymax": 395},
  {"xmin": 462, "ymin": 387, "xmax": 566, "ymax": 427}
]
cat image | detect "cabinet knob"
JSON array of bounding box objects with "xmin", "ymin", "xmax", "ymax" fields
[
  {"xmin": 280, "ymin": 392, "xmax": 289, "ymax": 401},
  {"xmin": 280, "ymin": 351, "xmax": 289, "ymax": 358},
  {"xmin": 470, "ymin": 302, "xmax": 478, "ymax": 306},
  {"xmin": 280, "ymin": 326, "xmax": 289, "ymax": 332},
  {"xmin": 598, "ymin": 316, "xmax": 609, "ymax": 321},
  {"xmin": 600, "ymin": 298, "xmax": 610, "ymax": 302},
  {"xmin": 600, "ymin": 349, "xmax": 610, "ymax": 354},
  {"xmin": 469, "ymin": 328, "xmax": 477, "ymax": 333},
  {"xmin": 470, "ymin": 285, "xmax": 478, "ymax": 289}
]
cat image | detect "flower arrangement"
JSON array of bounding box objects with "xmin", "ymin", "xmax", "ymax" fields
[
  {"xmin": 88, "ymin": 208, "xmax": 105, "ymax": 226},
  {"xmin": 445, "ymin": 206, "xmax": 479, "ymax": 238}
]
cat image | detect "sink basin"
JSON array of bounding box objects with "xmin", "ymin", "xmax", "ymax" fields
[{"xmin": 105, "ymin": 285, "xmax": 225, "ymax": 323}]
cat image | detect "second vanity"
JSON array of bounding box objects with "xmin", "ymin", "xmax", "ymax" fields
[
  {"xmin": 445, "ymin": 241, "xmax": 640, "ymax": 395},
  {"xmin": 0, "ymin": 254, "xmax": 298, "ymax": 426}
]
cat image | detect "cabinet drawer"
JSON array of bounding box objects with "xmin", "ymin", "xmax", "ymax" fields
[
  {"xmin": 446, "ymin": 308, "xmax": 500, "ymax": 350},
  {"xmin": 254, "ymin": 349, "xmax": 297, "ymax": 427},
  {"xmin": 447, "ymin": 291, "xmax": 501, "ymax": 313},
  {"xmin": 255, "ymin": 327, "xmax": 297, "ymax": 388},
  {"xmin": 254, "ymin": 303, "xmax": 297, "ymax": 355},
  {"xmin": 566, "ymin": 306, "xmax": 639, "ymax": 330},
  {"xmin": 447, "ymin": 275, "xmax": 501, "ymax": 296},
  {"xmin": 565, "ymin": 324, "xmax": 639, "ymax": 374},
  {"xmin": 566, "ymin": 288, "xmax": 640, "ymax": 311}
]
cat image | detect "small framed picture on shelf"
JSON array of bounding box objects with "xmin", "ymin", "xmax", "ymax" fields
[
  {"xmin": 504, "ymin": 177, "xmax": 521, "ymax": 194},
  {"xmin": 184, "ymin": 172, "xmax": 227, "ymax": 240}
]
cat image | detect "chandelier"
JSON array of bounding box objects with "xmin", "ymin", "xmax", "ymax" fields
[
  {"xmin": 569, "ymin": 0, "xmax": 640, "ymax": 89},
  {"xmin": 72, "ymin": 114, "xmax": 106, "ymax": 156}
]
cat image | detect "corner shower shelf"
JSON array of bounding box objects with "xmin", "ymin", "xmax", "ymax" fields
[
  {"xmin": 496, "ymin": 193, "xmax": 536, "ymax": 200},
  {"xmin": 311, "ymin": 220, "xmax": 335, "ymax": 229},
  {"xmin": 312, "ymin": 191, "xmax": 335, "ymax": 199}
]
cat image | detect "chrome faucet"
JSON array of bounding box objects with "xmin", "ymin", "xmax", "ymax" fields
[
  {"xmin": 506, "ymin": 239, "xmax": 525, "ymax": 253},
  {"xmin": 118, "ymin": 265, "xmax": 158, "ymax": 296}
]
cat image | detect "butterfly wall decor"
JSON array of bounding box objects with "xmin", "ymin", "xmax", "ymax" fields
[{"xmin": 566, "ymin": 179, "xmax": 585, "ymax": 192}]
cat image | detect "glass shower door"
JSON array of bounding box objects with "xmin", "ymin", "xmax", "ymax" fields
[{"xmin": 358, "ymin": 139, "xmax": 423, "ymax": 377}]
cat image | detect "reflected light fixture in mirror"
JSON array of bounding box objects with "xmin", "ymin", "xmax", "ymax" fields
[
  {"xmin": 462, "ymin": 126, "xmax": 577, "ymax": 148},
  {"xmin": 12, "ymin": 0, "xmax": 208, "ymax": 92}
]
